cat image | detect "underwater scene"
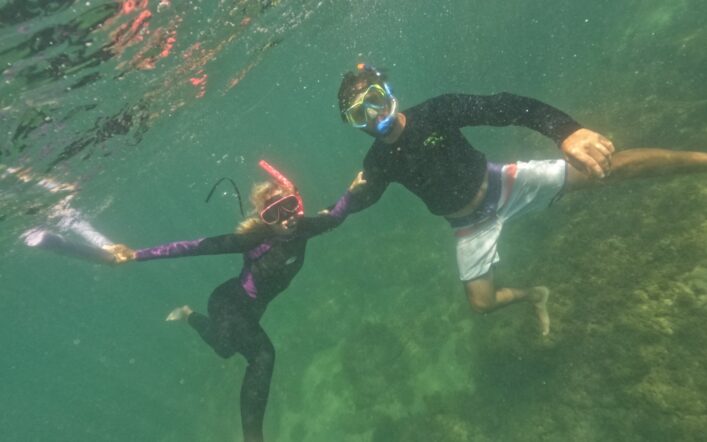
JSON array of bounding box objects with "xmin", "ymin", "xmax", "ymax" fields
[{"xmin": 1, "ymin": 0, "xmax": 706, "ymax": 441}]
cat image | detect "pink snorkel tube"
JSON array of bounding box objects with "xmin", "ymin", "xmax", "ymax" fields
[{"xmin": 258, "ymin": 160, "xmax": 304, "ymax": 216}]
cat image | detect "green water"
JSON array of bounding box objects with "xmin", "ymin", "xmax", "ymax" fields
[{"xmin": 1, "ymin": 1, "xmax": 706, "ymax": 441}]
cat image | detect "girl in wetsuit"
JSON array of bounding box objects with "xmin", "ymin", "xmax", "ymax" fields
[{"xmin": 105, "ymin": 167, "xmax": 360, "ymax": 442}]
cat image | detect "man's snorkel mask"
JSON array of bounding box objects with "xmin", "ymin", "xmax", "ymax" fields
[
  {"xmin": 258, "ymin": 160, "xmax": 304, "ymax": 217},
  {"xmin": 342, "ymin": 64, "xmax": 398, "ymax": 137}
]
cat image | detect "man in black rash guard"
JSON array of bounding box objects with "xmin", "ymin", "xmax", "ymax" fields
[
  {"xmin": 104, "ymin": 173, "xmax": 360, "ymax": 442},
  {"xmin": 337, "ymin": 63, "xmax": 707, "ymax": 335}
]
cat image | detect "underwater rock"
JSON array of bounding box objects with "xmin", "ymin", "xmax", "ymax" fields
[{"xmin": 340, "ymin": 321, "xmax": 413, "ymax": 410}]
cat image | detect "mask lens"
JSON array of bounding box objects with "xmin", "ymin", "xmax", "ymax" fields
[
  {"xmin": 363, "ymin": 86, "xmax": 387, "ymax": 108},
  {"xmin": 260, "ymin": 195, "xmax": 300, "ymax": 224},
  {"xmin": 279, "ymin": 195, "xmax": 300, "ymax": 212},
  {"xmin": 346, "ymin": 104, "xmax": 368, "ymax": 126},
  {"xmin": 345, "ymin": 85, "xmax": 390, "ymax": 127},
  {"xmin": 261, "ymin": 206, "xmax": 280, "ymax": 224}
]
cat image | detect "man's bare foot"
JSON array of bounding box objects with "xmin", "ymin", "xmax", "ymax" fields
[
  {"xmin": 166, "ymin": 305, "xmax": 193, "ymax": 322},
  {"xmin": 530, "ymin": 287, "xmax": 550, "ymax": 336}
]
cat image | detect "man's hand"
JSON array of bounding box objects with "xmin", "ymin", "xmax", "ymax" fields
[
  {"xmin": 102, "ymin": 244, "xmax": 136, "ymax": 264},
  {"xmin": 348, "ymin": 171, "xmax": 367, "ymax": 194},
  {"xmin": 561, "ymin": 128, "xmax": 615, "ymax": 178}
]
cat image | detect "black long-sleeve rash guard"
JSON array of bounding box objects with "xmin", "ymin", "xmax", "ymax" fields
[{"xmin": 352, "ymin": 93, "xmax": 582, "ymax": 216}]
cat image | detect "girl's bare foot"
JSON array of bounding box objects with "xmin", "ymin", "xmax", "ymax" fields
[
  {"xmin": 165, "ymin": 305, "xmax": 193, "ymax": 322},
  {"xmin": 529, "ymin": 287, "xmax": 550, "ymax": 336}
]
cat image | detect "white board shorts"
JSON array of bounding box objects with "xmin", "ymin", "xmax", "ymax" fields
[{"xmin": 454, "ymin": 160, "xmax": 566, "ymax": 281}]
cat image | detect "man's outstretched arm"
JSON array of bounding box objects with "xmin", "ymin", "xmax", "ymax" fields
[{"xmin": 439, "ymin": 93, "xmax": 615, "ymax": 178}]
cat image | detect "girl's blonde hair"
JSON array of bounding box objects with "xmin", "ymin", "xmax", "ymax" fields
[{"xmin": 236, "ymin": 181, "xmax": 288, "ymax": 234}]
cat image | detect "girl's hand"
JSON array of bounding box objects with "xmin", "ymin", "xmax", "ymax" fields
[{"xmin": 102, "ymin": 244, "xmax": 136, "ymax": 264}]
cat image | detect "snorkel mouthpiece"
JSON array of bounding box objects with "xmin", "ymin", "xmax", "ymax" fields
[{"xmin": 258, "ymin": 160, "xmax": 304, "ymax": 216}]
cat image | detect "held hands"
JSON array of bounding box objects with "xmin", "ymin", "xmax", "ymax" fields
[
  {"xmin": 102, "ymin": 244, "xmax": 136, "ymax": 264},
  {"xmin": 561, "ymin": 128, "xmax": 615, "ymax": 179},
  {"xmin": 317, "ymin": 171, "xmax": 367, "ymax": 216}
]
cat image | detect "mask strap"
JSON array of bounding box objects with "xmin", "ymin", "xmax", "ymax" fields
[{"xmin": 205, "ymin": 177, "xmax": 245, "ymax": 217}]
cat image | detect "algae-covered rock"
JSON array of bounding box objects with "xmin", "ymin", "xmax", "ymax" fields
[{"xmin": 340, "ymin": 321, "xmax": 414, "ymax": 411}]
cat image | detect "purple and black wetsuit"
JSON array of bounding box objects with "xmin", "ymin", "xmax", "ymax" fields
[{"xmin": 133, "ymin": 192, "xmax": 351, "ymax": 442}]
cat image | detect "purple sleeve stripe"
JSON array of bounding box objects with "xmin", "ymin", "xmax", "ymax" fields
[
  {"xmin": 135, "ymin": 239, "xmax": 205, "ymax": 260},
  {"xmin": 247, "ymin": 242, "xmax": 272, "ymax": 260},
  {"xmin": 328, "ymin": 192, "xmax": 351, "ymax": 220},
  {"xmin": 240, "ymin": 270, "xmax": 258, "ymax": 299}
]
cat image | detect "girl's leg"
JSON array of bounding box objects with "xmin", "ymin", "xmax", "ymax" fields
[
  {"xmin": 185, "ymin": 279, "xmax": 244, "ymax": 358},
  {"xmin": 199, "ymin": 293, "xmax": 275, "ymax": 442},
  {"xmin": 238, "ymin": 325, "xmax": 275, "ymax": 442},
  {"xmin": 168, "ymin": 306, "xmax": 225, "ymax": 355},
  {"xmin": 185, "ymin": 310, "xmax": 216, "ymax": 343},
  {"xmin": 203, "ymin": 304, "xmax": 274, "ymax": 441},
  {"xmin": 174, "ymin": 278, "xmax": 274, "ymax": 441}
]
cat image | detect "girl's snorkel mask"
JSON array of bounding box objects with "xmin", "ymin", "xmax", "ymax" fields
[
  {"xmin": 258, "ymin": 160, "xmax": 304, "ymax": 217},
  {"xmin": 342, "ymin": 64, "xmax": 398, "ymax": 137}
]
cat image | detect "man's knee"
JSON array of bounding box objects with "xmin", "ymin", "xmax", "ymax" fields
[
  {"xmin": 468, "ymin": 295, "xmax": 495, "ymax": 313},
  {"xmin": 464, "ymin": 280, "xmax": 496, "ymax": 313}
]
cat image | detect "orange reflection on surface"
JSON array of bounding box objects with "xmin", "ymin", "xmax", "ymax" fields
[{"xmin": 104, "ymin": 0, "xmax": 181, "ymax": 72}]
